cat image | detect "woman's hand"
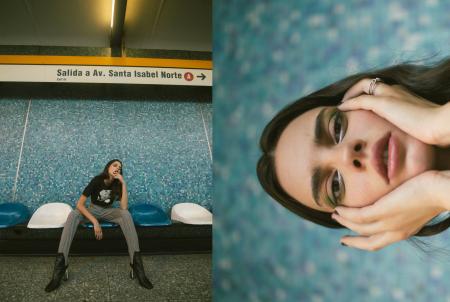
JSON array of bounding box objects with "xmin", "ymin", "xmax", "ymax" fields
[
  {"xmin": 331, "ymin": 170, "xmax": 450, "ymax": 251},
  {"xmin": 93, "ymin": 221, "xmax": 103, "ymax": 240},
  {"xmin": 114, "ymin": 173, "xmax": 124, "ymax": 183},
  {"xmin": 338, "ymin": 78, "xmax": 449, "ymax": 146}
]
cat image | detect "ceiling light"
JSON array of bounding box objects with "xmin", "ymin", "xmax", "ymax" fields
[{"xmin": 111, "ymin": 0, "xmax": 115, "ymax": 28}]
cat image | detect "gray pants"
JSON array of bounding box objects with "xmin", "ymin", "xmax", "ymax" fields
[{"xmin": 58, "ymin": 204, "xmax": 140, "ymax": 265}]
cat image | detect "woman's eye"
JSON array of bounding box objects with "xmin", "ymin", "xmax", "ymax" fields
[
  {"xmin": 333, "ymin": 112, "xmax": 343, "ymax": 143},
  {"xmin": 330, "ymin": 171, "xmax": 344, "ymax": 205},
  {"xmin": 329, "ymin": 110, "xmax": 347, "ymax": 144}
]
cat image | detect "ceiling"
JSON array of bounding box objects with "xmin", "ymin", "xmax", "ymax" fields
[{"xmin": 0, "ymin": 0, "xmax": 212, "ymax": 52}]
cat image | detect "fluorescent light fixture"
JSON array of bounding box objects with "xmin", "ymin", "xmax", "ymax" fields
[{"xmin": 111, "ymin": 0, "xmax": 115, "ymax": 28}]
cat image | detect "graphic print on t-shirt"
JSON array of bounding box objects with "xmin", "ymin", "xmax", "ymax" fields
[{"xmin": 98, "ymin": 189, "xmax": 112, "ymax": 204}]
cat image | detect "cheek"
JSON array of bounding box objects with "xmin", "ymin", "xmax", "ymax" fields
[
  {"xmin": 343, "ymin": 176, "xmax": 386, "ymax": 208},
  {"xmin": 346, "ymin": 110, "xmax": 389, "ymax": 135}
]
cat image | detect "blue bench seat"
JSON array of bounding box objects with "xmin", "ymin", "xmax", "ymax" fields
[
  {"xmin": 129, "ymin": 203, "xmax": 171, "ymax": 226},
  {"xmin": 82, "ymin": 221, "xmax": 118, "ymax": 228},
  {"xmin": 0, "ymin": 203, "xmax": 30, "ymax": 228}
]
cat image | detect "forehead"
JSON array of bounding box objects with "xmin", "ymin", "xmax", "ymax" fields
[
  {"xmin": 111, "ymin": 161, "xmax": 122, "ymax": 167},
  {"xmin": 274, "ymin": 106, "xmax": 330, "ymax": 212}
]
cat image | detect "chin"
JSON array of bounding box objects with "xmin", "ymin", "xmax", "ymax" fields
[{"xmin": 403, "ymin": 139, "xmax": 436, "ymax": 181}]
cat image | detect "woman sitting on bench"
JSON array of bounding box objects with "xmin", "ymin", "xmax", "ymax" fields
[{"xmin": 45, "ymin": 159, "xmax": 153, "ymax": 292}]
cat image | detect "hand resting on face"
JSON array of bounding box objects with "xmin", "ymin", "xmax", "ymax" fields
[
  {"xmin": 339, "ymin": 78, "xmax": 450, "ymax": 147},
  {"xmin": 332, "ymin": 170, "xmax": 450, "ymax": 251},
  {"xmin": 333, "ymin": 79, "xmax": 450, "ymax": 251}
]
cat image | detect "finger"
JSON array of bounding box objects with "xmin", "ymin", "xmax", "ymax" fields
[
  {"xmin": 339, "ymin": 92, "xmax": 437, "ymax": 145},
  {"xmin": 338, "ymin": 94, "xmax": 389, "ymax": 113},
  {"xmin": 334, "ymin": 205, "xmax": 379, "ymax": 223},
  {"xmin": 340, "ymin": 232, "xmax": 401, "ymax": 251},
  {"xmin": 332, "ymin": 213, "xmax": 382, "ymax": 236},
  {"xmin": 342, "ymin": 78, "xmax": 390, "ymax": 101},
  {"xmin": 338, "ymin": 94, "xmax": 403, "ymax": 128}
]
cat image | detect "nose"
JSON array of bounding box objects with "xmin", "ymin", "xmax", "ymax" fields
[{"xmin": 340, "ymin": 140, "xmax": 367, "ymax": 170}]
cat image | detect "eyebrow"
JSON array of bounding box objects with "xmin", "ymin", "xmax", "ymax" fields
[
  {"xmin": 311, "ymin": 167, "xmax": 325, "ymax": 207},
  {"xmin": 314, "ymin": 107, "xmax": 327, "ymax": 145}
]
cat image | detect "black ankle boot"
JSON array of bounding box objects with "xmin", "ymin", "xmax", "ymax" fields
[
  {"xmin": 129, "ymin": 251, "xmax": 153, "ymax": 289},
  {"xmin": 45, "ymin": 253, "xmax": 69, "ymax": 292}
]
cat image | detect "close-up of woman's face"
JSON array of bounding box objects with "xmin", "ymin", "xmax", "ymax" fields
[
  {"xmin": 274, "ymin": 106, "xmax": 437, "ymax": 213},
  {"xmin": 107, "ymin": 161, "xmax": 122, "ymax": 177}
]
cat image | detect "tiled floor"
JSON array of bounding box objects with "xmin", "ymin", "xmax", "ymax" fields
[{"xmin": 0, "ymin": 253, "xmax": 211, "ymax": 302}]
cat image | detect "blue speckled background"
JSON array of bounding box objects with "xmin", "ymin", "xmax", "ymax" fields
[
  {"xmin": 214, "ymin": 0, "xmax": 450, "ymax": 301},
  {"xmin": 0, "ymin": 99, "xmax": 212, "ymax": 213}
]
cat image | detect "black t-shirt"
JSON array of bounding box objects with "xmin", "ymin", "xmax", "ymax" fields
[{"xmin": 82, "ymin": 176, "xmax": 118, "ymax": 208}]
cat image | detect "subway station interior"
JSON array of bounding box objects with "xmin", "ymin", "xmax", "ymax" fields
[{"xmin": 0, "ymin": 0, "xmax": 212, "ymax": 301}]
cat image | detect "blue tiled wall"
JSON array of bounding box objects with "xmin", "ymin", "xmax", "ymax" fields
[
  {"xmin": 214, "ymin": 0, "xmax": 450, "ymax": 301},
  {"xmin": 0, "ymin": 99, "xmax": 212, "ymax": 214}
]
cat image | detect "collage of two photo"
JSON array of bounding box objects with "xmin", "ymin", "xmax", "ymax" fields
[{"xmin": 2, "ymin": 0, "xmax": 450, "ymax": 301}]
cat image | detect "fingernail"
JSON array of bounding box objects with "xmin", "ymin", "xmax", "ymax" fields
[{"xmin": 331, "ymin": 214, "xmax": 337, "ymax": 220}]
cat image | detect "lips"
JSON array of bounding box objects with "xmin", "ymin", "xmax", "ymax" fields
[
  {"xmin": 371, "ymin": 132, "xmax": 391, "ymax": 184},
  {"xmin": 387, "ymin": 135, "xmax": 399, "ymax": 181}
]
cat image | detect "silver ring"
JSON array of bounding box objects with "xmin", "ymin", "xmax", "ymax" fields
[{"xmin": 368, "ymin": 77, "xmax": 382, "ymax": 95}]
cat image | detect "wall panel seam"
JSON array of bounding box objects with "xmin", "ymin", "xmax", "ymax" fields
[
  {"xmin": 200, "ymin": 106, "xmax": 212, "ymax": 162},
  {"xmin": 12, "ymin": 99, "xmax": 31, "ymax": 201}
]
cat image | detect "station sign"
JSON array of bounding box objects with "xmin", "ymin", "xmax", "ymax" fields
[{"xmin": 0, "ymin": 64, "xmax": 212, "ymax": 86}]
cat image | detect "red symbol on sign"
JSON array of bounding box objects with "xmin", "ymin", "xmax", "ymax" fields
[{"xmin": 184, "ymin": 72, "xmax": 194, "ymax": 81}]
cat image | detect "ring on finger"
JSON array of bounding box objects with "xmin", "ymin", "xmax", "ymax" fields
[{"xmin": 368, "ymin": 77, "xmax": 382, "ymax": 95}]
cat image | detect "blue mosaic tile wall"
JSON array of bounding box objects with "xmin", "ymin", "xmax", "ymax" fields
[
  {"xmin": 214, "ymin": 0, "xmax": 450, "ymax": 301},
  {"xmin": 0, "ymin": 99, "xmax": 212, "ymax": 214}
]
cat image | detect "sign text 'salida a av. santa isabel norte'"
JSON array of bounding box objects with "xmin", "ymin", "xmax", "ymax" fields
[{"xmin": 57, "ymin": 68, "xmax": 183, "ymax": 79}]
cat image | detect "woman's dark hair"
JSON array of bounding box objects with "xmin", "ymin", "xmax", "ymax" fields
[
  {"xmin": 99, "ymin": 159, "xmax": 123, "ymax": 202},
  {"xmin": 257, "ymin": 57, "xmax": 450, "ymax": 237}
]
